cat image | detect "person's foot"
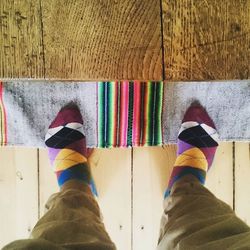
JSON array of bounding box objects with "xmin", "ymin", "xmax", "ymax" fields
[
  {"xmin": 165, "ymin": 101, "xmax": 219, "ymax": 198},
  {"xmin": 45, "ymin": 103, "xmax": 91, "ymax": 188}
]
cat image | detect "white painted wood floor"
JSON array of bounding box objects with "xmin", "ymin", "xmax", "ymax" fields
[{"xmin": 0, "ymin": 142, "xmax": 250, "ymax": 250}]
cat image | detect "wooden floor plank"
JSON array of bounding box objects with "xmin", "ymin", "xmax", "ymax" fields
[
  {"xmin": 0, "ymin": 0, "xmax": 44, "ymax": 78},
  {"xmin": 41, "ymin": 0, "xmax": 162, "ymax": 80},
  {"xmin": 39, "ymin": 148, "xmax": 132, "ymax": 250},
  {"xmin": 235, "ymin": 142, "xmax": 250, "ymax": 224},
  {"xmin": 0, "ymin": 142, "xmax": 245, "ymax": 249},
  {"xmin": 205, "ymin": 142, "xmax": 234, "ymax": 208},
  {"xmin": 0, "ymin": 147, "xmax": 38, "ymax": 248},
  {"xmin": 91, "ymin": 148, "xmax": 132, "ymax": 250},
  {"xmin": 132, "ymin": 146, "xmax": 176, "ymax": 250},
  {"xmin": 0, "ymin": 147, "xmax": 16, "ymax": 248},
  {"xmin": 13, "ymin": 148, "xmax": 39, "ymax": 238},
  {"xmin": 162, "ymin": 0, "xmax": 250, "ymax": 81},
  {"xmin": 38, "ymin": 148, "xmax": 58, "ymax": 217}
]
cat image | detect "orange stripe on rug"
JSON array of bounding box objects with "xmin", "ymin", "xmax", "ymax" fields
[{"xmin": 0, "ymin": 81, "xmax": 7, "ymax": 146}]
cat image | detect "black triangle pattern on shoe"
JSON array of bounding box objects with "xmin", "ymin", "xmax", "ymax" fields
[
  {"xmin": 178, "ymin": 125, "xmax": 218, "ymax": 148},
  {"xmin": 45, "ymin": 127, "xmax": 84, "ymax": 148}
]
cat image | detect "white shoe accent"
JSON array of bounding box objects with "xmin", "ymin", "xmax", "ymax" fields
[
  {"xmin": 45, "ymin": 122, "xmax": 84, "ymax": 141},
  {"xmin": 178, "ymin": 121, "xmax": 219, "ymax": 143},
  {"xmin": 178, "ymin": 121, "xmax": 199, "ymax": 135}
]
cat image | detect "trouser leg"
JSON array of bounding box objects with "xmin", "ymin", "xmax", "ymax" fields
[
  {"xmin": 3, "ymin": 180, "xmax": 116, "ymax": 250},
  {"xmin": 157, "ymin": 175, "xmax": 250, "ymax": 250}
]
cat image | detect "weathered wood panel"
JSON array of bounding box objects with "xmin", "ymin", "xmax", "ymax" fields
[
  {"xmin": 41, "ymin": 0, "xmax": 162, "ymax": 80},
  {"xmin": 0, "ymin": 0, "xmax": 44, "ymax": 78},
  {"xmin": 163, "ymin": 0, "xmax": 250, "ymax": 80}
]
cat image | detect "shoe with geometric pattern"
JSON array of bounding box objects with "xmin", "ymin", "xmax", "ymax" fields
[
  {"xmin": 164, "ymin": 101, "xmax": 219, "ymax": 198},
  {"xmin": 45, "ymin": 103, "xmax": 91, "ymax": 188}
]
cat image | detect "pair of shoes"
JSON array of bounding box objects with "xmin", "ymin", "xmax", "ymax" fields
[{"xmin": 45, "ymin": 101, "xmax": 219, "ymax": 198}]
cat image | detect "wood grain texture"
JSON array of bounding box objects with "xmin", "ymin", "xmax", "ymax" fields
[
  {"xmin": 0, "ymin": 147, "xmax": 38, "ymax": 248},
  {"xmin": 235, "ymin": 142, "xmax": 250, "ymax": 224},
  {"xmin": 41, "ymin": 0, "xmax": 162, "ymax": 80},
  {"xmin": 163, "ymin": 0, "xmax": 250, "ymax": 81},
  {"xmin": 0, "ymin": 0, "xmax": 44, "ymax": 78}
]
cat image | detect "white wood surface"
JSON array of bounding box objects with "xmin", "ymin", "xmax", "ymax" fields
[
  {"xmin": 0, "ymin": 147, "xmax": 38, "ymax": 248},
  {"xmin": 132, "ymin": 146, "xmax": 176, "ymax": 250},
  {"xmin": 235, "ymin": 142, "xmax": 250, "ymax": 224},
  {"xmin": 0, "ymin": 143, "xmax": 248, "ymax": 249},
  {"xmin": 38, "ymin": 148, "xmax": 58, "ymax": 217},
  {"xmin": 91, "ymin": 148, "xmax": 132, "ymax": 250},
  {"xmin": 205, "ymin": 142, "xmax": 234, "ymax": 208}
]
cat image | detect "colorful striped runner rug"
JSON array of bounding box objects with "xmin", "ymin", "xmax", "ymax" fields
[{"xmin": 0, "ymin": 80, "xmax": 249, "ymax": 148}]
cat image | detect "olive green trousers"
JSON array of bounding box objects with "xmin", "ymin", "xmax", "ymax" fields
[
  {"xmin": 157, "ymin": 175, "xmax": 250, "ymax": 250},
  {"xmin": 3, "ymin": 181, "xmax": 116, "ymax": 250},
  {"xmin": 3, "ymin": 176, "xmax": 250, "ymax": 250}
]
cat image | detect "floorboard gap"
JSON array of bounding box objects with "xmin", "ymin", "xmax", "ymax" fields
[
  {"xmin": 233, "ymin": 142, "xmax": 236, "ymax": 211},
  {"xmin": 37, "ymin": 148, "xmax": 41, "ymax": 219}
]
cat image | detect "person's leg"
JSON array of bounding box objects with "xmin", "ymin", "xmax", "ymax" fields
[
  {"xmin": 3, "ymin": 104, "xmax": 116, "ymax": 250},
  {"xmin": 157, "ymin": 102, "xmax": 250, "ymax": 250},
  {"xmin": 158, "ymin": 176, "xmax": 250, "ymax": 250}
]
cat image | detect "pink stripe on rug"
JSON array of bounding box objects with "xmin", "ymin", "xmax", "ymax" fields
[{"xmin": 119, "ymin": 81, "xmax": 129, "ymax": 146}]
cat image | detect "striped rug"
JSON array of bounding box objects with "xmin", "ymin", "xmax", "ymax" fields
[
  {"xmin": 0, "ymin": 82, "xmax": 7, "ymax": 146},
  {"xmin": 0, "ymin": 80, "xmax": 249, "ymax": 147},
  {"xmin": 97, "ymin": 81, "xmax": 163, "ymax": 147}
]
